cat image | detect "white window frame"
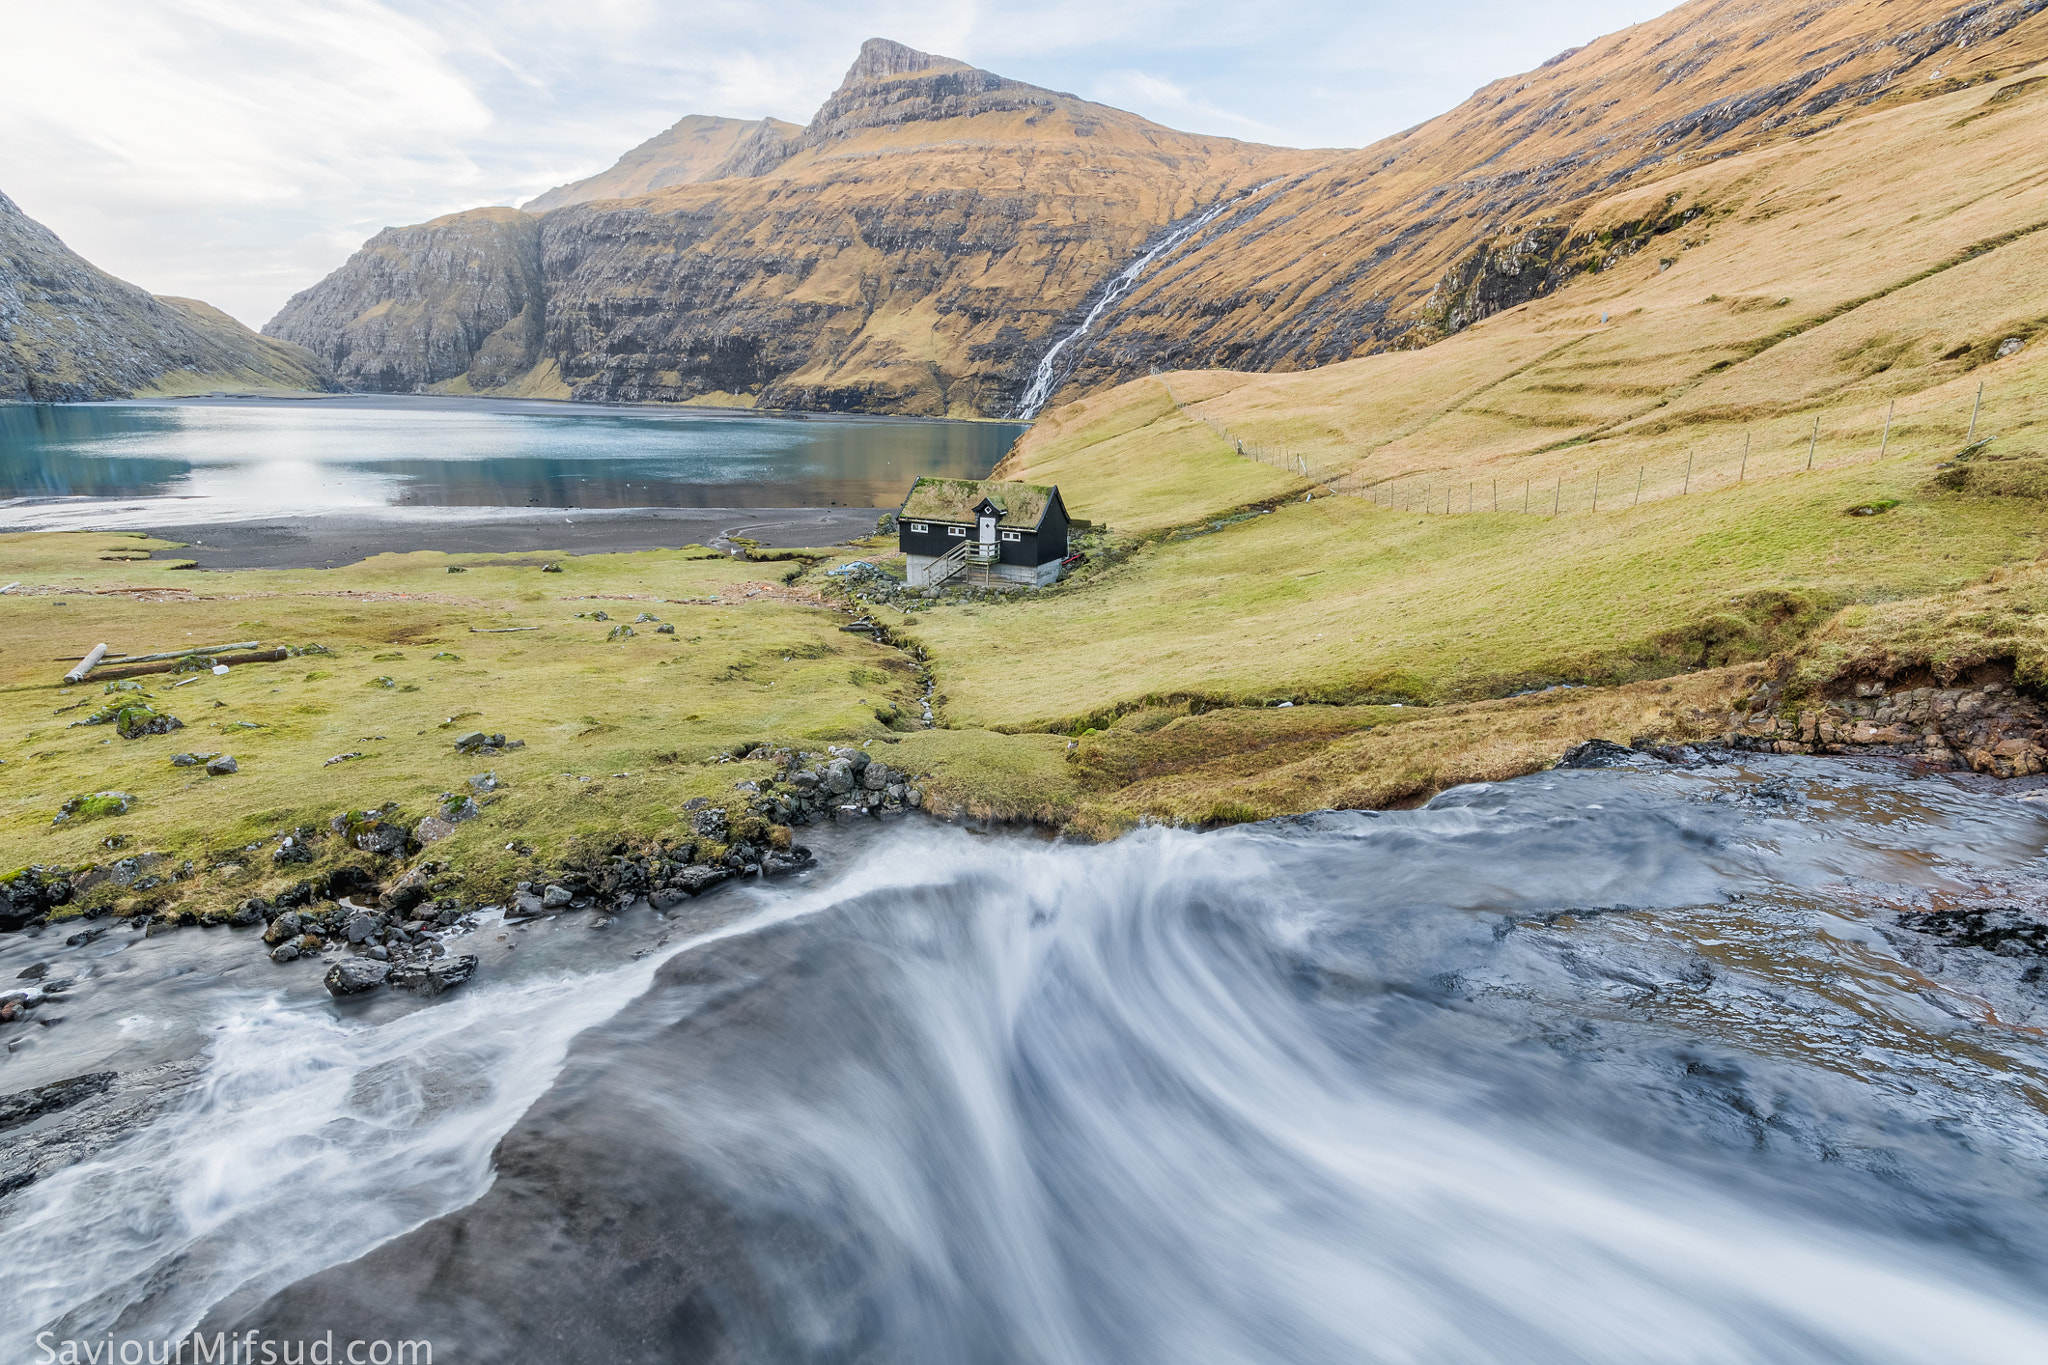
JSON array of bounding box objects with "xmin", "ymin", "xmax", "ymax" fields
[
  {"xmin": 947, "ymin": 525, "xmax": 967, "ymax": 537},
  {"xmin": 1000, "ymin": 530, "xmax": 1021, "ymax": 542},
  {"xmin": 909, "ymin": 522, "xmax": 928, "ymax": 533}
]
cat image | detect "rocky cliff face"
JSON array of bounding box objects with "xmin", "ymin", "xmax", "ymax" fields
[
  {"xmin": 268, "ymin": 2, "xmax": 2046, "ymax": 417},
  {"xmin": 267, "ymin": 38, "xmax": 1310, "ymax": 415},
  {"xmin": 265, "ymin": 207, "xmax": 546, "ymax": 394},
  {"xmin": 1050, "ymin": 0, "xmax": 2048, "ymax": 399},
  {"xmin": 522, "ymin": 115, "xmax": 804, "ymax": 212},
  {"xmin": 0, "ymin": 190, "xmax": 329, "ymax": 401}
]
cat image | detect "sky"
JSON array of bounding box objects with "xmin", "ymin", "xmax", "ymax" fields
[{"xmin": 0, "ymin": 0, "xmax": 1676, "ymax": 330}]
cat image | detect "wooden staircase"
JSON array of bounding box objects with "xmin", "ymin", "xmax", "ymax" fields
[{"xmin": 926, "ymin": 540, "xmax": 1001, "ymax": 589}]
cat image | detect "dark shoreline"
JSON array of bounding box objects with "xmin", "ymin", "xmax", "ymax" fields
[{"xmin": 119, "ymin": 507, "xmax": 888, "ymax": 570}]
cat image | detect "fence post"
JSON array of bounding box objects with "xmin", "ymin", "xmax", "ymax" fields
[
  {"xmin": 1968, "ymin": 382, "xmax": 1983, "ymax": 443},
  {"xmin": 1492, "ymin": 478, "xmax": 1498, "ymax": 511},
  {"xmin": 1635, "ymin": 466, "xmax": 1643, "ymax": 506},
  {"xmin": 1553, "ymin": 478, "xmax": 1561, "ymax": 516},
  {"xmin": 1592, "ymin": 470, "xmax": 1600, "ymax": 512},
  {"xmin": 1879, "ymin": 400, "xmax": 1894, "ymax": 459},
  {"xmin": 1683, "ymin": 453, "xmax": 1692, "ymax": 495},
  {"xmin": 1739, "ymin": 431, "xmax": 1749, "ymax": 482},
  {"xmin": 1467, "ymin": 481, "xmax": 1473, "ymax": 513},
  {"xmin": 1524, "ymin": 481, "xmax": 1530, "ymax": 513},
  {"xmin": 1807, "ymin": 415, "xmax": 1818, "ymax": 470}
]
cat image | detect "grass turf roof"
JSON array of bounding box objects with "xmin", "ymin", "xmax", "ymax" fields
[{"xmin": 900, "ymin": 478, "xmax": 1056, "ymax": 530}]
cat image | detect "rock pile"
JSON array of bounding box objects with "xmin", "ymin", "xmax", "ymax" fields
[
  {"xmin": 1724, "ymin": 675, "xmax": 2048, "ymax": 776},
  {"xmin": 508, "ymin": 826, "xmax": 814, "ymax": 920},
  {"xmin": 745, "ymin": 745, "xmax": 928, "ymax": 822}
]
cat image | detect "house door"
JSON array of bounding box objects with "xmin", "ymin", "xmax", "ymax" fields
[{"xmin": 978, "ymin": 513, "xmax": 997, "ymax": 548}]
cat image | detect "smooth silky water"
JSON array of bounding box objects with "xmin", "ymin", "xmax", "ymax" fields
[
  {"xmin": 0, "ymin": 398, "xmax": 1023, "ymax": 528},
  {"xmin": 5, "ymin": 757, "xmax": 2048, "ymax": 1362}
]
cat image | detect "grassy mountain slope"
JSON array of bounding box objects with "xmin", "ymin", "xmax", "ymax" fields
[
  {"xmin": 0, "ymin": 191, "xmax": 330, "ymax": 402},
  {"xmin": 521, "ymin": 115, "xmax": 805, "ymax": 213},
  {"xmin": 855, "ymin": 55, "xmax": 2048, "ymax": 826},
  {"xmin": 1041, "ymin": 0, "xmax": 2048, "ymax": 404}
]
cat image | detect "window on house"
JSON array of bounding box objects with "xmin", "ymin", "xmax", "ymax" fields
[
  {"xmin": 948, "ymin": 526, "xmax": 966, "ymax": 537},
  {"xmin": 909, "ymin": 522, "xmax": 928, "ymax": 533},
  {"xmin": 1001, "ymin": 531, "xmax": 1021, "ymax": 542}
]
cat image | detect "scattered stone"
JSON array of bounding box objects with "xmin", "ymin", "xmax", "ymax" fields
[
  {"xmin": 1997, "ymin": 337, "xmax": 2027, "ymax": 360},
  {"xmin": 269, "ymin": 942, "xmax": 301, "ymax": 963},
  {"xmin": 169, "ymin": 752, "xmax": 217, "ymax": 767},
  {"xmin": 656, "ymin": 623, "xmax": 676, "ymax": 635},
  {"xmin": 324, "ymin": 752, "xmax": 364, "ymax": 766},
  {"xmin": 273, "ymin": 836, "xmax": 316, "ymax": 866},
  {"xmin": 205, "ymin": 755, "xmax": 238, "ymax": 776},
  {"xmin": 52, "ymin": 791, "xmax": 133, "ymax": 825},
  {"xmin": 469, "ymin": 772, "xmax": 502, "ymax": 793},
  {"xmin": 324, "ymin": 959, "xmax": 391, "ymax": 995},
  {"xmin": 541, "ymin": 884, "xmax": 573, "ymax": 909},
  {"xmin": 16, "ymin": 962, "xmax": 49, "ymax": 980},
  {"xmin": 541, "ymin": 562, "xmax": 562, "ymax": 573}
]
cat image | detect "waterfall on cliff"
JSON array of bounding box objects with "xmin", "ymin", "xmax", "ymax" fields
[{"xmin": 1012, "ymin": 185, "xmax": 1273, "ymax": 419}]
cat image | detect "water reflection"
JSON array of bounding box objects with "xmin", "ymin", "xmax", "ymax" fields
[{"xmin": 0, "ymin": 397, "xmax": 1021, "ymax": 525}]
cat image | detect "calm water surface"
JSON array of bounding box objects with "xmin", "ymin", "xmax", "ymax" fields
[{"xmin": 0, "ymin": 397, "xmax": 1021, "ymax": 527}]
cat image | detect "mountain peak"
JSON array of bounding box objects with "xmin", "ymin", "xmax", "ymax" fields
[{"xmin": 845, "ymin": 38, "xmax": 969, "ymax": 84}]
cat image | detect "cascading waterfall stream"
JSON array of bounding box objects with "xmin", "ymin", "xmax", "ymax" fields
[
  {"xmin": 8, "ymin": 758, "xmax": 2048, "ymax": 1363},
  {"xmin": 1012, "ymin": 182, "xmax": 1278, "ymax": 419}
]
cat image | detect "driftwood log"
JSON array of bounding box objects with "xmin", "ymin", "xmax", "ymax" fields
[
  {"xmin": 88, "ymin": 648, "xmax": 288, "ymax": 683},
  {"xmin": 63, "ymin": 644, "xmax": 109, "ymax": 684}
]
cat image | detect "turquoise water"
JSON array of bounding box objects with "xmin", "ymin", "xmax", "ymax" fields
[{"xmin": 0, "ymin": 397, "xmax": 1022, "ymax": 527}]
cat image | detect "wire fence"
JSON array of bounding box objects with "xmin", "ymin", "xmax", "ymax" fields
[{"xmin": 1160, "ymin": 376, "xmax": 2031, "ymax": 517}]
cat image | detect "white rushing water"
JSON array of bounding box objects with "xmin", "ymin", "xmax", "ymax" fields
[
  {"xmin": 1012, "ymin": 184, "xmax": 1277, "ymax": 419},
  {"xmin": 0, "ymin": 899, "xmax": 814, "ymax": 1354},
  {"xmin": 8, "ymin": 759, "xmax": 2048, "ymax": 1362}
]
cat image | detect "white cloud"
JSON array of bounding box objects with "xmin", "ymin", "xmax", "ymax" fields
[{"xmin": 0, "ymin": 0, "xmax": 1675, "ymax": 329}]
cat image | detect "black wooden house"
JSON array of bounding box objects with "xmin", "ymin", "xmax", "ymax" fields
[{"xmin": 898, "ymin": 478, "xmax": 1070, "ymax": 588}]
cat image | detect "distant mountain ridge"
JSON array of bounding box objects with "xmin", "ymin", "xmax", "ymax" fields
[
  {"xmin": 265, "ymin": 2, "xmax": 2048, "ymax": 418},
  {"xmin": 264, "ymin": 38, "xmax": 1310, "ymax": 415},
  {"xmin": 0, "ymin": 191, "xmax": 329, "ymax": 402},
  {"xmin": 522, "ymin": 115, "xmax": 804, "ymax": 212}
]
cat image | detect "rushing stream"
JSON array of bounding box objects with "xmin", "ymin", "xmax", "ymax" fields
[{"xmin": 6, "ymin": 756, "xmax": 2048, "ymax": 1362}]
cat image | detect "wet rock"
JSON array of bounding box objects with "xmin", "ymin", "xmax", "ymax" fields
[
  {"xmin": 762, "ymin": 847, "xmax": 815, "ymax": 876},
  {"xmin": 0, "ymin": 1071, "xmax": 116, "ymax": 1129},
  {"xmin": 269, "ymin": 942, "xmax": 301, "ymax": 963},
  {"xmin": 674, "ymin": 865, "xmax": 735, "ymax": 896},
  {"xmin": 542, "ymin": 884, "xmax": 573, "ymax": 909},
  {"xmin": 1556, "ymin": 740, "xmax": 1653, "ymax": 770},
  {"xmin": 1900, "ymin": 905, "xmax": 2048, "ymax": 957},
  {"xmin": 344, "ymin": 911, "xmax": 383, "ymax": 944},
  {"xmin": 324, "ymin": 958, "xmax": 391, "ymax": 995},
  {"xmin": 229, "ymin": 898, "xmax": 268, "ymax": 927},
  {"xmin": 16, "ymin": 961, "xmax": 48, "ymax": 980},
  {"xmin": 382, "ymin": 865, "xmax": 436, "ymax": 915},
  {"xmin": 391, "ymin": 954, "xmax": 478, "ymax": 996},
  {"xmin": 263, "ymin": 912, "xmax": 304, "ymax": 945}
]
